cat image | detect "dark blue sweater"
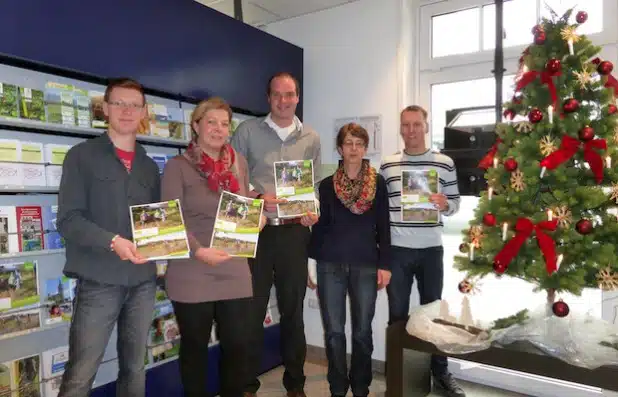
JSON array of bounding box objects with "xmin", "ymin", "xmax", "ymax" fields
[{"xmin": 309, "ymin": 173, "xmax": 391, "ymax": 269}]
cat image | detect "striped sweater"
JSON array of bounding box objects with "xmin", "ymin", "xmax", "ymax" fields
[{"xmin": 379, "ymin": 149, "xmax": 461, "ymax": 249}]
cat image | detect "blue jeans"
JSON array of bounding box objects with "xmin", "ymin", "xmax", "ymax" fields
[
  {"xmin": 58, "ymin": 278, "xmax": 156, "ymax": 397},
  {"xmin": 317, "ymin": 262, "xmax": 377, "ymax": 397},
  {"xmin": 386, "ymin": 245, "xmax": 448, "ymax": 376}
]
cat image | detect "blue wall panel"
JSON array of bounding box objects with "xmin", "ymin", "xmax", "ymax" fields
[
  {"xmin": 90, "ymin": 324, "xmax": 282, "ymax": 397},
  {"xmin": 0, "ymin": 0, "xmax": 303, "ymax": 117}
]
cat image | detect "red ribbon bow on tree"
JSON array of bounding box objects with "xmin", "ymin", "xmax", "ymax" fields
[
  {"xmin": 539, "ymin": 135, "xmax": 607, "ymax": 184},
  {"xmin": 591, "ymin": 57, "xmax": 618, "ymax": 97},
  {"xmin": 493, "ymin": 217, "xmax": 559, "ymax": 275},
  {"xmin": 515, "ymin": 68, "xmax": 561, "ymax": 109},
  {"xmin": 478, "ymin": 138, "xmax": 502, "ymax": 169}
]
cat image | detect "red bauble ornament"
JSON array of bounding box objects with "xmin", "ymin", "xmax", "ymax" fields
[
  {"xmin": 503, "ymin": 108, "xmax": 516, "ymax": 120},
  {"xmin": 534, "ymin": 32, "xmax": 546, "ymax": 45},
  {"xmin": 493, "ymin": 260, "xmax": 507, "ymax": 275},
  {"xmin": 597, "ymin": 61, "xmax": 614, "ymax": 75},
  {"xmin": 459, "ymin": 243, "xmax": 469, "ymax": 253},
  {"xmin": 483, "ymin": 213, "xmax": 497, "ymax": 227},
  {"xmin": 531, "ymin": 25, "xmax": 544, "ymax": 35},
  {"xmin": 504, "ymin": 158, "xmax": 518, "ymax": 172},
  {"xmin": 576, "ymin": 11, "xmax": 588, "ymax": 23},
  {"xmin": 546, "ymin": 58, "xmax": 561, "ymax": 74},
  {"xmin": 528, "ymin": 108, "xmax": 543, "ymax": 123},
  {"xmin": 608, "ymin": 104, "xmax": 617, "ymax": 115},
  {"xmin": 512, "ymin": 95, "xmax": 523, "ymax": 105},
  {"xmin": 458, "ymin": 280, "xmax": 473, "ymax": 294},
  {"xmin": 563, "ymin": 98, "xmax": 579, "ymax": 113},
  {"xmin": 552, "ymin": 300, "xmax": 570, "ymax": 317},
  {"xmin": 576, "ymin": 219, "xmax": 593, "ymax": 235},
  {"xmin": 578, "ymin": 125, "xmax": 595, "ymax": 141}
]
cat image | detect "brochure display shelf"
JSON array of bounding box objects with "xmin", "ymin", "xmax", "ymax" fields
[{"xmin": 0, "ymin": 61, "xmax": 281, "ymax": 397}]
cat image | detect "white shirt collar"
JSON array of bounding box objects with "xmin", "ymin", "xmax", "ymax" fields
[{"xmin": 264, "ymin": 113, "xmax": 303, "ymax": 135}]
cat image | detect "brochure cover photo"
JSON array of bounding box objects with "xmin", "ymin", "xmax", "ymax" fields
[
  {"xmin": 273, "ymin": 159, "xmax": 317, "ymax": 218},
  {"xmin": 129, "ymin": 200, "xmax": 191, "ymax": 260},
  {"xmin": 0, "ymin": 261, "xmax": 39, "ymax": 312},
  {"xmin": 210, "ymin": 191, "xmax": 264, "ymax": 258},
  {"xmin": 400, "ymin": 169, "xmax": 440, "ymax": 223}
]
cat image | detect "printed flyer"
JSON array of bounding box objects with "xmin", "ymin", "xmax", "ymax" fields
[
  {"xmin": 210, "ymin": 191, "xmax": 264, "ymax": 258},
  {"xmin": 400, "ymin": 169, "xmax": 440, "ymax": 223},
  {"xmin": 273, "ymin": 159, "xmax": 317, "ymax": 218},
  {"xmin": 129, "ymin": 200, "xmax": 190, "ymax": 260}
]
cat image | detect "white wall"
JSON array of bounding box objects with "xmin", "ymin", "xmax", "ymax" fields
[{"xmin": 264, "ymin": 0, "xmax": 417, "ymax": 361}]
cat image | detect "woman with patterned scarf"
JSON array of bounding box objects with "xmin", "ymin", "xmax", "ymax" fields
[
  {"xmin": 308, "ymin": 123, "xmax": 391, "ymax": 397},
  {"xmin": 160, "ymin": 97, "xmax": 264, "ymax": 397}
]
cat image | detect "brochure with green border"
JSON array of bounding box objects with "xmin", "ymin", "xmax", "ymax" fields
[
  {"xmin": 401, "ymin": 169, "xmax": 440, "ymax": 223},
  {"xmin": 273, "ymin": 159, "xmax": 317, "ymax": 218},
  {"xmin": 129, "ymin": 199, "xmax": 190, "ymax": 260},
  {"xmin": 0, "ymin": 260, "xmax": 39, "ymax": 313},
  {"xmin": 210, "ymin": 191, "xmax": 264, "ymax": 258}
]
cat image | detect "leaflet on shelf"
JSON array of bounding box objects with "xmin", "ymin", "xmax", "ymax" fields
[
  {"xmin": 21, "ymin": 142, "xmax": 45, "ymax": 187},
  {"xmin": 41, "ymin": 276, "xmax": 76, "ymax": 325},
  {"xmin": 18, "ymin": 86, "xmax": 45, "ymax": 122},
  {"xmin": 0, "ymin": 259, "xmax": 42, "ymax": 339},
  {"xmin": 44, "ymin": 82, "xmax": 76, "ymax": 127},
  {"xmin": 0, "ymin": 260, "xmax": 39, "ymax": 313},
  {"xmin": 73, "ymin": 87, "xmax": 91, "ymax": 129},
  {"xmin": 89, "ymin": 91, "xmax": 106, "ymax": 129},
  {"xmin": 0, "ymin": 353, "xmax": 42, "ymax": 397},
  {"xmin": 41, "ymin": 346, "xmax": 69, "ymax": 397},
  {"xmin": 0, "ymin": 83, "xmax": 18, "ymax": 118},
  {"xmin": 44, "ymin": 143, "xmax": 71, "ymax": 188},
  {"xmin": 146, "ymin": 301, "xmax": 180, "ymax": 366},
  {"xmin": 42, "ymin": 206, "xmax": 64, "ymax": 250}
]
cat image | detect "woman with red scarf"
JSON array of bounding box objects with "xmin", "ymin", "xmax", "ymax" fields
[
  {"xmin": 308, "ymin": 123, "xmax": 391, "ymax": 397},
  {"xmin": 161, "ymin": 97, "xmax": 263, "ymax": 397}
]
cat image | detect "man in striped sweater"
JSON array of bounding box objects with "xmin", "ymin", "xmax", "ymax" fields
[{"xmin": 380, "ymin": 105, "xmax": 465, "ymax": 397}]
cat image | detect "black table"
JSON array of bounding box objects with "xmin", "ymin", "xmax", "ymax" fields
[{"xmin": 385, "ymin": 321, "xmax": 618, "ymax": 397}]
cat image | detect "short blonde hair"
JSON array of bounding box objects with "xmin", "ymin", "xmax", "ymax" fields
[{"xmin": 190, "ymin": 97, "xmax": 233, "ymax": 142}]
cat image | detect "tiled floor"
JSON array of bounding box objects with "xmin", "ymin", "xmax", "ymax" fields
[{"xmin": 255, "ymin": 362, "xmax": 528, "ymax": 396}]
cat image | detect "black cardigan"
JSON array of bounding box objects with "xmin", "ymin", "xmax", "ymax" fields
[{"xmin": 309, "ymin": 172, "xmax": 391, "ymax": 269}]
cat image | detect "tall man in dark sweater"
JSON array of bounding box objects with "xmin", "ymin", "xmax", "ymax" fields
[
  {"xmin": 57, "ymin": 78, "xmax": 161, "ymax": 397},
  {"xmin": 231, "ymin": 72, "xmax": 321, "ymax": 397}
]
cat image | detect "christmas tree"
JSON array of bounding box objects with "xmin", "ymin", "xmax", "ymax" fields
[{"xmin": 454, "ymin": 7, "xmax": 618, "ymax": 318}]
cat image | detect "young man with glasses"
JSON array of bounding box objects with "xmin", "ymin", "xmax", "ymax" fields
[
  {"xmin": 380, "ymin": 105, "xmax": 465, "ymax": 397},
  {"xmin": 231, "ymin": 72, "xmax": 321, "ymax": 397},
  {"xmin": 57, "ymin": 78, "xmax": 161, "ymax": 397}
]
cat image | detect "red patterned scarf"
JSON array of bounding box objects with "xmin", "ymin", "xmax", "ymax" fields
[
  {"xmin": 186, "ymin": 141, "xmax": 240, "ymax": 193},
  {"xmin": 333, "ymin": 159, "xmax": 377, "ymax": 215}
]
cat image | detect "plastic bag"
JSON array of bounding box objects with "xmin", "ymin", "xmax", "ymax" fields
[
  {"xmin": 405, "ymin": 299, "xmax": 492, "ymax": 354},
  {"xmin": 490, "ymin": 304, "xmax": 618, "ymax": 369}
]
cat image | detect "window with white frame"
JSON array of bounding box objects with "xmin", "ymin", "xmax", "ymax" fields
[
  {"xmin": 421, "ymin": 0, "xmax": 611, "ymax": 70},
  {"xmin": 430, "ymin": 74, "xmax": 515, "ymax": 150}
]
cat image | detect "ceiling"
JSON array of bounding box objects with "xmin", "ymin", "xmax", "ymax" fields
[{"xmin": 193, "ymin": 0, "xmax": 359, "ymax": 27}]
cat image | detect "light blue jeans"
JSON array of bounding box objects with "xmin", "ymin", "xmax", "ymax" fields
[{"xmin": 58, "ymin": 278, "xmax": 155, "ymax": 397}]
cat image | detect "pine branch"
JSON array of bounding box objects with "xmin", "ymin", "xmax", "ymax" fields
[
  {"xmin": 490, "ymin": 309, "xmax": 530, "ymax": 331},
  {"xmin": 599, "ymin": 341, "xmax": 618, "ymax": 351},
  {"xmin": 432, "ymin": 319, "xmax": 486, "ymax": 336}
]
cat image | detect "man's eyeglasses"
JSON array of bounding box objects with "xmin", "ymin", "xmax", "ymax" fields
[{"xmin": 107, "ymin": 100, "xmax": 144, "ymax": 110}]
